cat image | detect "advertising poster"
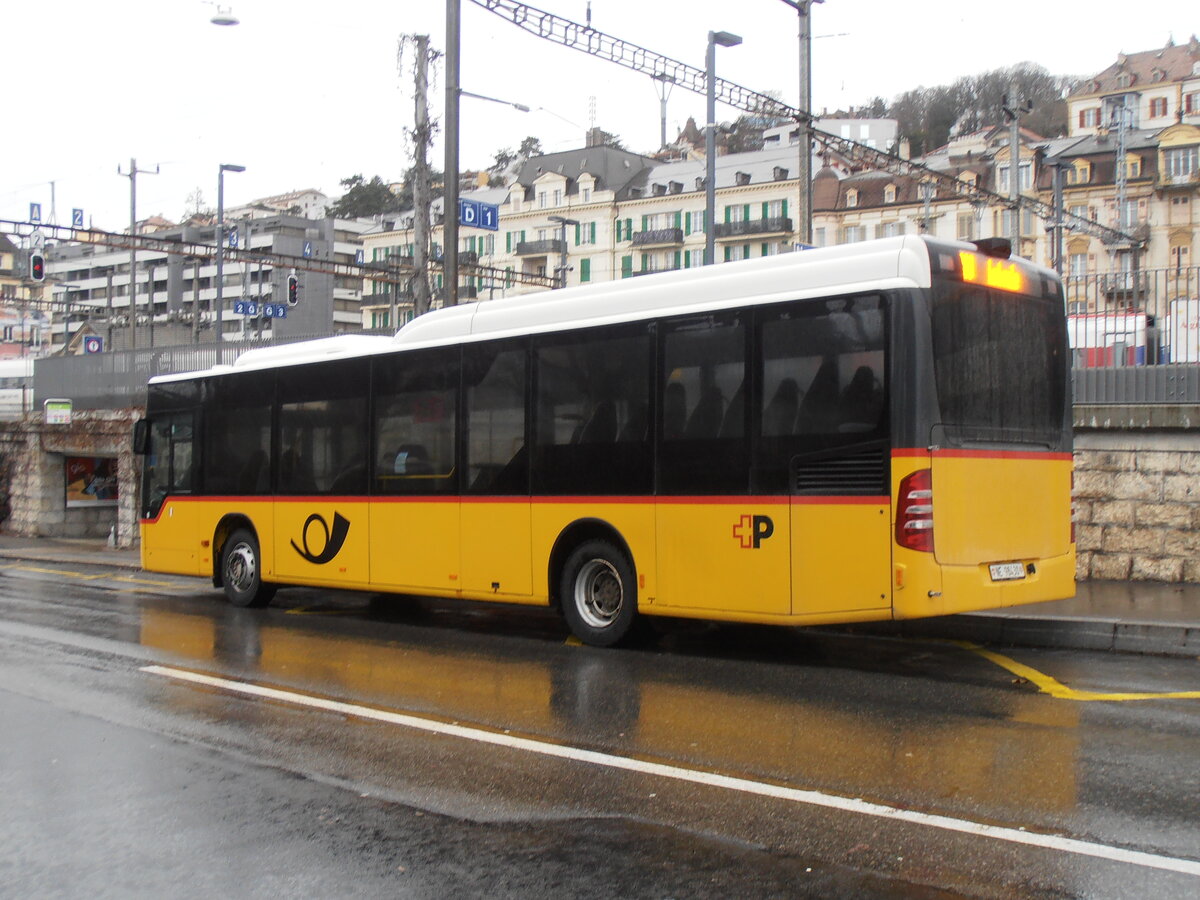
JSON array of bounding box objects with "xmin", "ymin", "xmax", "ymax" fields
[{"xmin": 65, "ymin": 457, "xmax": 119, "ymax": 508}]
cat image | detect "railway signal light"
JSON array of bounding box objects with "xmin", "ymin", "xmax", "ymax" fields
[
  {"xmin": 29, "ymin": 252, "xmax": 46, "ymax": 282},
  {"xmin": 286, "ymin": 273, "xmax": 299, "ymax": 306}
]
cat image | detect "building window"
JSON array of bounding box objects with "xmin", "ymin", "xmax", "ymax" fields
[
  {"xmin": 883, "ymin": 185, "xmax": 896, "ymax": 204},
  {"xmin": 766, "ymin": 199, "xmax": 784, "ymax": 219},
  {"xmin": 1068, "ymin": 253, "xmax": 1088, "ymax": 278},
  {"xmin": 553, "ymin": 189, "xmax": 563, "ymax": 206},
  {"xmin": 1149, "ymin": 97, "xmax": 1169, "ymax": 118},
  {"xmin": 880, "ymin": 221, "xmax": 904, "ymax": 238},
  {"xmin": 956, "ymin": 213, "xmax": 975, "ymax": 241},
  {"xmin": 1066, "ymin": 161, "xmax": 1091, "ymax": 185},
  {"xmin": 1123, "ymin": 155, "xmax": 1142, "ymax": 179},
  {"xmin": 841, "ymin": 224, "xmax": 866, "ymax": 243},
  {"xmin": 538, "ymin": 191, "xmax": 548, "ymax": 208},
  {"xmin": 1117, "ymin": 199, "xmax": 1139, "ymax": 229},
  {"xmin": 581, "ymin": 187, "xmax": 592, "ymax": 203},
  {"xmin": 845, "ymin": 189, "xmax": 858, "ymax": 208},
  {"xmin": 813, "ymin": 227, "xmax": 826, "ymax": 247},
  {"xmin": 998, "ymin": 162, "xmax": 1032, "ymax": 192},
  {"xmin": 1078, "ymin": 108, "xmax": 1100, "ymax": 129},
  {"xmin": 1164, "ymin": 147, "xmax": 1199, "ymax": 177}
]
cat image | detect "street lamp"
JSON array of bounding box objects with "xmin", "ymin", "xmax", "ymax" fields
[
  {"xmin": 778, "ymin": 0, "xmax": 822, "ymax": 246},
  {"xmin": 705, "ymin": 30, "xmax": 741, "ymax": 267},
  {"xmin": 215, "ymin": 163, "xmax": 245, "ymax": 342},
  {"xmin": 547, "ymin": 215, "xmax": 580, "ymax": 289}
]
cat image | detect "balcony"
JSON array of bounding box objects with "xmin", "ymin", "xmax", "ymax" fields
[
  {"xmin": 714, "ymin": 216, "xmax": 793, "ymax": 240},
  {"xmin": 630, "ymin": 265, "xmax": 681, "ymax": 277},
  {"xmin": 1099, "ymin": 272, "xmax": 1151, "ymax": 299},
  {"xmin": 514, "ymin": 239, "xmax": 564, "ymax": 257},
  {"xmin": 631, "ymin": 228, "xmax": 684, "ymax": 248},
  {"xmin": 1157, "ymin": 170, "xmax": 1199, "ymax": 191}
]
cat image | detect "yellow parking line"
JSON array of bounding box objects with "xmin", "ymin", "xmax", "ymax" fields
[
  {"xmin": 10, "ymin": 565, "xmax": 108, "ymax": 580},
  {"xmin": 956, "ymin": 641, "xmax": 1200, "ymax": 702},
  {"xmin": 285, "ymin": 605, "xmax": 359, "ymax": 616},
  {"xmin": 108, "ymin": 575, "xmax": 179, "ymax": 587},
  {"xmin": 564, "ymin": 635, "xmax": 583, "ymax": 647}
]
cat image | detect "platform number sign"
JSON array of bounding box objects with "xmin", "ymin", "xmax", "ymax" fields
[{"xmin": 72, "ymin": 209, "xmax": 84, "ymax": 229}]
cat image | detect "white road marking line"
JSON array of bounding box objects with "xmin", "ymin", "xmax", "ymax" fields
[{"xmin": 142, "ymin": 664, "xmax": 1200, "ymax": 878}]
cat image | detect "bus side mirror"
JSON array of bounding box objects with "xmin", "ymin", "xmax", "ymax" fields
[{"xmin": 132, "ymin": 419, "xmax": 149, "ymax": 455}]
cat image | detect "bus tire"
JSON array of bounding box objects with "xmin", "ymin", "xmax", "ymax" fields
[
  {"xmin": 221, "ymin": 528, "xmax": 276, "ymax": 608},
  {"xmin": 560, "ymin": 540, "xmax": 637, "ymax": 647}
]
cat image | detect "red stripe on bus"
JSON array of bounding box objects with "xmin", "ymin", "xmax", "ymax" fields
[
  {"xmin": 892, "ymin": 448, "xmax": 1072, "ymax": 461},
  {"xmin": 140, "ymin": 493, "xmax": 890, "ymax": 521}
]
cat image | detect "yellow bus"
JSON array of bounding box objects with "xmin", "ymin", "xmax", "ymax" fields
[{"xmin": 136, "ymin": 235, "xmax": 1074, "ymax": 647}]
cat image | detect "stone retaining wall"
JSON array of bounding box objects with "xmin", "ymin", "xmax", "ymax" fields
[
  {"xmin": 0, "ymin": 410, "xmax": 141, "ymax": 547},
  {"xmin": 1074, "ymin": 431, "xmax": 1200, "ymax": 582}
]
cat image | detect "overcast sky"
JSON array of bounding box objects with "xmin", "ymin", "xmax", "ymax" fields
[{"xmin": 2, "ymin": 0, "xmax": 1188, "ymax": 232}]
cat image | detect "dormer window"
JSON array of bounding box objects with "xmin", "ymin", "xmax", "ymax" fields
[
  {"xmin": 1066, "ymin": 160, "xmax": 1092, "ymax": 185},
  {"xmin": 845, "ymin": 188, "xmax": 858, "ymax": 208},
  {"xmin": 1117, "ymin": 73, "xmax": 1133, "ymax": 88},
  {"xmin": 883, "ymin": 184, "xmax": 896, "ymax": 204}
]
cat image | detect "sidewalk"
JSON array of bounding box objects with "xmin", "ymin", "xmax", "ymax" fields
[{"xmin": 0, "ymin": 535, "xmax": 1197, "ymax": 657}]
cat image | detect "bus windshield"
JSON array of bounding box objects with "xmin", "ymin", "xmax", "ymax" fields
[{"xmin": 930, "ymin": 279, "xmax": 1068, "ymax": 446}]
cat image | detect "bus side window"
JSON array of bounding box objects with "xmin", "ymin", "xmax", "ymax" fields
[
  {"xmin": 373, "ymin": 348, "xmax": 459, "ymax": 495},
  {"xmin": 659, "ymin": 315, "xmax": 748, "ymax": 495},
  {"xmin": 532, "ymin": 326, "xmax": 651, "ymax": 495},
  {"xmin": 465, "ymin": 342, "xmax": 528, "ymax": 495},
  {"xmin": 755, "ymin": 296, "xmax": 887, "ymax": 493}
]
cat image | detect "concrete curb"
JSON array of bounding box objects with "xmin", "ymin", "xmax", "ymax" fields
[{"xmin": 0, "ymin": 547, "xmax": 143, "ymax": 571}]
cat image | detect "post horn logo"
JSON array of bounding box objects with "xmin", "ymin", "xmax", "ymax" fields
[{"xmin": 291, "ymin": 512, "xmax": 350, "ymax": 564}]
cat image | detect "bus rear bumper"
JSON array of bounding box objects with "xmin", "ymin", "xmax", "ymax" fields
[{"xmin": 893, "ymin": 548, "xmax": 1076, "ymax": 620}]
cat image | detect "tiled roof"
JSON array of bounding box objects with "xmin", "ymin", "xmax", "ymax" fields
[{"xmin": 1071, "ymin": 37, "xmax": 1200, "ymax": 97}]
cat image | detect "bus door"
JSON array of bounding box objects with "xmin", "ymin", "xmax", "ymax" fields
[
  {"xmin": 761, "ymin": 297, "xmax": 892, "ymax": 618},
  {"xmin": 459, "ymin": 341, "xmax": 532, "ymax": 598},
  {"xmin": 370, "ymin": 348, "xmax": 462, "ymax": 593}
]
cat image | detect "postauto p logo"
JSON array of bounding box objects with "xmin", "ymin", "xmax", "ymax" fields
[
  {"xmin": 732, "ymin": 514, "xmax": 774, "ymax": 549},
  {"xmin": 291, "ymin": 512, "xmax": 351, "ymax": 565}
]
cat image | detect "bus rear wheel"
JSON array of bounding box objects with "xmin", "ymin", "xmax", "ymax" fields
[
  {"xmin": 560, "ymin": 540, "xmax": 637, "ymax": 647},
  {"xmin": 221, "ymin": 528, "xmax": 276, "ymax": 608}
]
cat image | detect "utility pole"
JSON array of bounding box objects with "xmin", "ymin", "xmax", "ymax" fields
[
  {"xmin": 444, "ymin": 0, "xmax": 461, "ymax": 307},
  {"xmin": 412, "ymin": 33, "xmax": 434, "ymax": 317},
  {"xmin": 778, "ymin": 0, "xmax": 821, "ymax": 246},
  {"xmin": 118, "ymin": 158, "xmax": 159, "ymax": 351},
  {"xmin": 1002, "ymin": 88, "xmax": 1032, "ymax": 253}
]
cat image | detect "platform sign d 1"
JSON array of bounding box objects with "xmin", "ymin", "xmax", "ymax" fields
[{"xmin": 459, "ymin": 198, "xmax": 499, "ymax": 231}]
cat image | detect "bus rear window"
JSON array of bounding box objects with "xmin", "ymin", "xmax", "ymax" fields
[{"xmin": 931, "ymin": 282, "xmax": 1067, "ymax": 445}]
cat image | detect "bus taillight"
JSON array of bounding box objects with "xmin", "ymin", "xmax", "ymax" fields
[{"xmin": 896, "ymin": 469, "xmax": 934, "ymax": 553}]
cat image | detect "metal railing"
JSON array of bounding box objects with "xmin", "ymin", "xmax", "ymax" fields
[
  {"xmin": 714, "ymin": 216, "xmax": 793, "ymax": 239},
  {"xmin": 31, "ymin": 331, "xmax": 364, "ymax": 411},
  {"xmin": 1067, "ymin": 265, "xmax": 1200, "ymax": 404},
  {"xmin": 631, "ymin": 227, "xmax": 684, "ymax": 247},
  {"xmin": 23, "ymin": 264, "xmax": 1200, "ymax": 411}
]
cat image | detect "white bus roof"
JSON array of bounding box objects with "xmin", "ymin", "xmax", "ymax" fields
[{"xmin": 150, "ymin": 235, "xmax": 946, "ymax": 384}]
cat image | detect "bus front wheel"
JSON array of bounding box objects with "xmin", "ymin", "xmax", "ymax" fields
[
  {"xmin": 560, "ymin": 540, "xmax": 637, "ymax": 647},
  {"xmin": 221, "ymin": 528, "xmax": 276, "ymax": 608}
]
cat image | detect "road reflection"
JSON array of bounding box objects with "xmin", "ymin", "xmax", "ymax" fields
[{"xmin": 138, "ymin": 597, "xmax": 1081, "ymax": 821}]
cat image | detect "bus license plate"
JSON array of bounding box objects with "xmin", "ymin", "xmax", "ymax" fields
[{"xmin": 989, "ymin": 562, "xmax": 1026, "ymax": 582}]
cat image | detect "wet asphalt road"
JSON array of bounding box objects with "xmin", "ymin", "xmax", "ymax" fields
[{"xmin": 1, "ymin": 560, "xmax": 1199, "ymax": 899}]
